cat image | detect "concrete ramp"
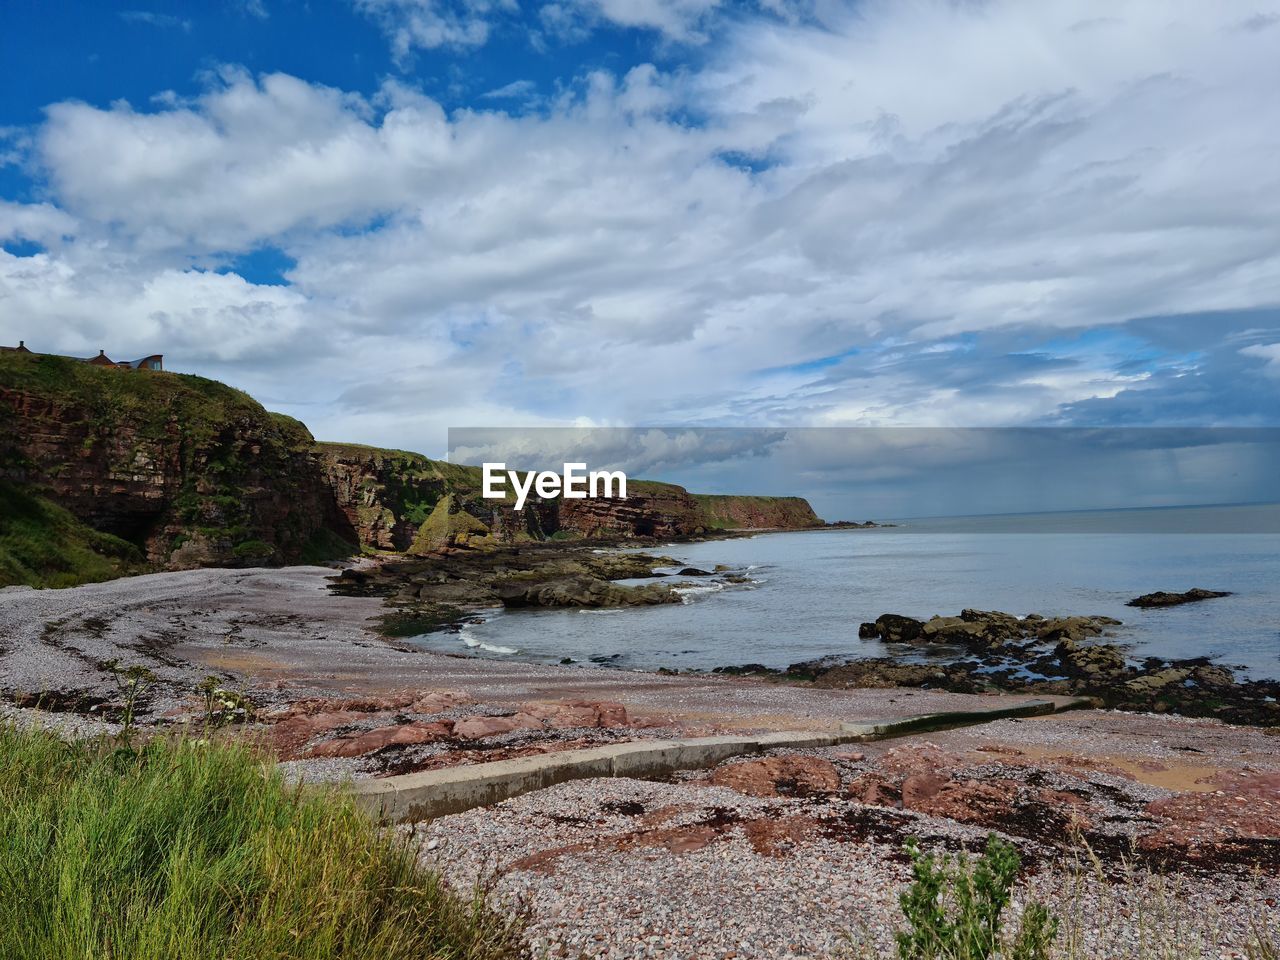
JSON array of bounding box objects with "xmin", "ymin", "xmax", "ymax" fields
[{"xmin": 347, "ymin": 697, "xmax": 1080, "ymax": 823}]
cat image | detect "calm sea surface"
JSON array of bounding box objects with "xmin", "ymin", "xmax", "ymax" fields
[{"xmin": 409, "ymin": 504, "xmax": 1280, "ymax": 680}]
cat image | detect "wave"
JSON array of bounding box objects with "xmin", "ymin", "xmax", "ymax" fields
[
  {"xmin": 459, "ymin": 627, "xmax": 519, "ymax": 655},
  {"xmin": 673, "ymin": 582, "xmax": 727, "ymax": 604}
]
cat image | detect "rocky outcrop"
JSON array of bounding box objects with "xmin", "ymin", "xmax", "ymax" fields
[
  {"xmin": 708, "ymin": 756, "xmax": 840, "ymax": 797},
  {"xmin": 331, "ymin": 543, "xmax": 693, "ymax": 627},
  {"xmin": 493, "ymin": 576, "xmax": 681, "ymax": 608},
  {"xmin": 857, "ymin": 609, "xmax": 1120, "ymax": 652},
  {"xmin": 801, "ymin": 606, "xmax": 1280, "ymax": 725},
  {"xmin": 1127, "ymin": 588, "xmax": 1232, "ymax": 608},
  {"xmin": 0, "ymin": 351, "xmax": 357, "ymax": 571}
]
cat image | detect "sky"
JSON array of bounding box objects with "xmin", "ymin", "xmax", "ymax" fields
[{"xmin": 2, "ymin": 1, "xmax": 1280, "ymax": 516}]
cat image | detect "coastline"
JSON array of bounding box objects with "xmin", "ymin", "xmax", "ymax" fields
[{"xmin": 3, "ymin": 562, "xmax": 1278, "ymax": 955}]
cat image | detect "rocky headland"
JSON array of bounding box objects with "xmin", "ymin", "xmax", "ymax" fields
[{"xmin": 0, "ymin": 350, "xmax": 824, "ymax": 588}]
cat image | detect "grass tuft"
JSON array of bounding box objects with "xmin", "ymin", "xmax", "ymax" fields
[{"xmin": 0, "ymin": 724, "xmax": 524, "ymax": 959}]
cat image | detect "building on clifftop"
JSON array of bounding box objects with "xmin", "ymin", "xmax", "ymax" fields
[{"xmin": 1, "ymin": 341, "xmax": 163, "ymax": 371}]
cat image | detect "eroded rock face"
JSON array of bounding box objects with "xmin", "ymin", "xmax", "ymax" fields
[
  {"xmin": 316, "ymin": 444, "xmax": 448, "ymax": 552},
  {"xmin": 708, "ymin": 757, "xmax": 841, "ymax": 797},
  {"xmin": 1, "ymin": 353, "xmax": 357, "ymax": 567}
]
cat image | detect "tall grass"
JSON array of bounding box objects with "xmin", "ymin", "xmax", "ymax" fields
[{"xmin": 0, "ymin": 725, "xmax": 524, "ymax": 959}]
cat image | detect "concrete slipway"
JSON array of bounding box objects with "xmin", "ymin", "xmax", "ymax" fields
[{"xmin": 348, "ymin": 697, "xmax": 1091, "ymax": 823}]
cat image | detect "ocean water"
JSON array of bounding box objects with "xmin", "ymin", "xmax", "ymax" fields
[{"xmin": 410, "ymin": 504, "xmax": 1280, "ymax": 680}]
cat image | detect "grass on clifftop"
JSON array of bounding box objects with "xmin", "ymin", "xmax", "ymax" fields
[
  {"xmin": 0, "ymin": 480, "xmax": 145, "ymax": 588},
  {"xmin": 0, "ymin": 725, "xmax": 524, "ymax": 960}
]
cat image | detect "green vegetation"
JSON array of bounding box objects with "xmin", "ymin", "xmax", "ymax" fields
[
  {"xmin": 692, "ymin": 493, "xmax": 822, "ymax": 530},
  {"xmin": 410, "ymin": 494, "xmax": 494, "ymax": 552},
  {"xmin": 300, "ymin": 525, "xmax": 360, "ymax": 565},
  {"xmin": 0, "ymin": 724, "xmax": 524, "ymax": 960},
  {"xmin": 895, "ymin": 835, "xmax": 1056, "ymax": 960},
  {"xmin": 0, "ymin": 480, "xmax": 145, "ymax": 588},
  {"xmin": 0, "ymin": 351, "xmax": 310, "ymax": 451}
]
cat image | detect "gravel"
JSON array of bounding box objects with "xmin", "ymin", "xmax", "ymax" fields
[{"xmin": 413, "ymin": 773, "xmax": 1280, "ymax": 959}]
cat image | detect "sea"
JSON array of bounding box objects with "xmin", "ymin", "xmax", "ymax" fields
[{"xmin": 408, "ymin": 503, "xmax": 1280, "ymax": 681}]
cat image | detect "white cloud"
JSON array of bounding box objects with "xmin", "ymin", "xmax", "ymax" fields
[
  {"xmin": 118, "ymin": 10, "xmax": 193, "ymax": 31},
  {"xmin": 0, "ymin": 201, "xmax": 77, "ymax": 245},
  {"xmin": 355, "ymin": 0, "xmax": 516, "ymax": 57},
  {"xmin": 540, "ymin": 0, "xmax": 722, "ymax": 43},
  {"xmin": 1241, "ymin": 343, "xmax": 1280, "ymax": 377},
  {"xmin": 481, "ymin": 79, "xmax": 538, "ymax": 100},
  {"xmin": 6, "ymin": 0, "xmax": 1280, "ymax": 451}
]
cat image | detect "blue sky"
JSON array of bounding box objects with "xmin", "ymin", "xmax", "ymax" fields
[{"xmin": 2, "ymin": 1, "xmax": 1280, "ymax": 513}]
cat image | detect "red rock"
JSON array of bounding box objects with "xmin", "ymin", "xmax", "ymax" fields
[
  {"xmin": 306, "ymin": 720, "xmax": 453, "ymax": 758},
  {"xmin": 270, "ymin": 710, "xmax": 385, "ymax": 758},
  {"xmin": 517, "ymin": 700, "xmax": 631, "ymax": 729},
  {"xmin": 410, "ymin": 690, "xmax": 476, "ymax": 713},
  {"xmin": 1142, "ymin": 774, "xmax": 1280, "ymax": 855},
  {"xmin": 708, "ymin": 756, "xmax": 841, "ymax": 797},
  {"xmin": 452, "ymin": 716, "xmax": 521, "ymax": 740}
]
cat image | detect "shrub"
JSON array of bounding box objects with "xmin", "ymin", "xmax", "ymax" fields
[
  {"xmin": 0, "ymin": 724, "xmax": 524, "ymax": 960},
  {"xmin": 895, "ymin": 834, "xmax": 1058, "ymax": 960}
]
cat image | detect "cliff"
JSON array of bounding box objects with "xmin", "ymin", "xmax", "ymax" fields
[
  {"xmin": 317, "ymin": 443, "xmax": 824, "ymax": 550},
  {"xmin": 692, "ymin": 494, "xmax": 823, "ymax": 530},
  {"xmin": 0, "ymin": 351, "xmax": 357, "ymax": 575},
  {"xmin": 1, "ymin": 351, "xmax": 825, "ymax": 587}
]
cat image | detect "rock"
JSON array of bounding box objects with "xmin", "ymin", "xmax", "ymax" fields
[
  {"xmin": 1036, "ymin": 615, "xmax": 1120, "ymax": 644},
  {"xmin": 1124, "ymin": 667, "xmax": 1192, "ymax": 694},
  {"xmin": 862, "ymin": 614, "xmax": 924, "ymax": 643},
  {"xmin": 1055, "ymin": 639, "xmax": 1128, "ymax": 677},
  {"xmin": 306, "ymin": 720, "xmax": 453, "ymax": 758},
  {"xmin": 1127, "ymin": 588, "xmax": 1233, "ymax": 608},
  {"xmin": 708, "ymin": 756, "xmax": 841, "ymax": 797},
  {"xmin": 493, "ymin": 576, "xmax": 680, "ymax": 608},
  {"xmin": 452, "ymin": 716, "xmax": 523, "ymax": 740},
  {"xmin": 410, "ymin": 689, "xmax": 476, "ymax": 713},
  {"xmin": 920, "ymin": 613, "xmax": 1016, "ymax": 650},
  {"xmin": 518, "ymin": 700, "xmax": 630, "ymax": 729}
]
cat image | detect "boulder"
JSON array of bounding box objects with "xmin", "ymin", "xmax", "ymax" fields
[{"xmin": 862, "ymin": 613, "xmax": 924, "ymax": 643}]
